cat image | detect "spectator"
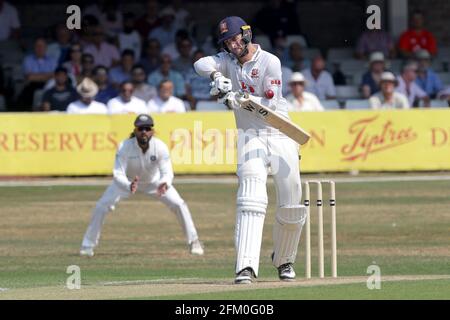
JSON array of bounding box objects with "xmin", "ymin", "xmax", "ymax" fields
[
  {"xmin": 63, "ymin": 43, "xmax": 84, "ymax": 84},
  {"xmin": 0, "ymin": 0, "xmax": 20, "ymax": 41},
  {"xmin": 369, "ymin": 72, "xmax": 409, "ymax": 109},
  {"xmin": 415, "ymin": 49, "xmax": 443, "ymax": 99},
  {"xmin": 41, "ymin": 67, "xmax": 78, "ymax": 112},
  {"xmin": 83, "ymin": 26, "xmax": 120, "ymax": 68},
  {"xmin": 172, "ymin": 37, "xmax": 195, "ymax": 78},
  {"xmin": 252, "ymin": 0, "xmax": 300, "ymax": 44},
  {"xmin": 396, "ymin": 61, "xmax": 430, "ymax": 108},
  {"xmin": 81, "ymin": 53, "xmax": 95, "ymax": 79},
  {"xmin": 355, "ymin": 29, "xmax": 396, "ymax": 60},
  {"xmin": 148, "ymin": 54, "xmax": 186, "ymax": 98},
  {"xmin": 398, "ymin": 11, "xmax": 437, "ymax": 58},
  {"xmin": 135, "ymin": 0, "xmax": 161, "ymax": 39},
  {"xmin": 78, "ymin": 14, "xmax": 100, "ymax": 48},
  {"xmin": 162, "ymin": 29, "xmax": 197, "ymax": 60},
  {"xmin": 437, "ymin": 86, "xmax": 450, "ymax": 105},
  {"xmin": 148, "ymin": 80, "xmax": 186, "ymax": 113},
  {"xmin": 200, "ymin": 25, "xmax": 220, "ymax": 56},
  {"xmin": 83, "ymin": 1, "xmax": 105, "ymax": 20},
  {"xmin": 286, "ymin": 72, "xmax": 324, "ymax": 111},
  {"xmin": 107, "ymin": 81, "xmax": 148, "ymax": 114},
  {"xmin": 67, "ymin": 77, "xmax": 108, "ymax": 114},
  {"xmin": 98, "ymin": 0, "xmax": 123, "ymax": 40},
  {"xmin": 140, "ymin": 38, "xmax": 162, "ymax": 74},
  {"xmin": 185, "ymin": 50, "xmax": 213, "ymax": 110},
  {"xmin": 302, "ymin": 55, "xmax": 336, "ymax": 100},
  {"xmin": 46, "ymin": 24, "xmax": 74, "ymax": 65},
  {"xmin": 131, "ymin": 65, "xmax": 157, "ymax": 103},
  {"xmin": 281, "ymin": 66, "xmax": 293, "ymax": 97},
  {"xmin": 361, "ymin": 52, "xmax": 386, "ymax": 98},
  {"xmin": 17, "ymin": 37, "xmax": 57, "ymax": 110},
  {"xmin": 165, "ymin": 0, "xmax": 191, "ymax": 31},
  {"xmin": 92, "ymin": 65, "xmax": 118, "ymax": 105},
  {"xmin": 282, "ymin": 42, "xmax": 310, "ymax": 72},
  {"xmin": 109, "ymin": 49, "xmax": 135, "ymax": 88},
  {"xmin": 148, "ymin": 7, "xmax": 178, "ymax": 48},
  {"xmin": 118, "ymin": 12, "xmax": 142, "ymax": 60}
]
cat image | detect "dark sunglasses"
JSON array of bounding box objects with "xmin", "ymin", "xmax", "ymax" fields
[{"xmin": 137, "ymin": 126, "xmax": 152, "ymax": 132}]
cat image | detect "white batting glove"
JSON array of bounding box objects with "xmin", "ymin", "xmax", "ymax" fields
[
  {"xmin": 219, "ymin": 91, "xmax": 240, "ymax": 110},
  {"xmin": 209, "ymin": 72, "xmax": 232, "ymax": 97}
]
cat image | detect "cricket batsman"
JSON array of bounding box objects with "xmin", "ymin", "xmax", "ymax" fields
[
  {"xmin": 79, "ymin": 114, "xmax": 204, "ymax": 257},
  {"xmin": 194, "ymin": 16, "xmax": 307, "ymax": 284}
]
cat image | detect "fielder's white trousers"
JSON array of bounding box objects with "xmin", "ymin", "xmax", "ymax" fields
[{"xmin": 81, "ymin": 182, "xmax": 199, "ymax": 248}]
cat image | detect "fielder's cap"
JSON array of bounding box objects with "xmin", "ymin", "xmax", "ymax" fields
[
  {"xmin": 134, "ymin": 114, "xmax": 154, "ymax": 127},
  {"xmin": 289, "ymin": 72, "xmax": 306, "ymax": 84},
  {"xmin": 159, "ymin": 7, "xmax": 176, "ymax": 18},
  {"xmin": 370, "ymin": 51, "xmax": 385, "ymax": 63},
  {"xmin": 380, "ymin": 71, "xmax": 397, "ymax": 83},
  {"xmin": 415, "ymin": 49, "xmax": 431, "ymax": 60},
  {"xmin": 77, "ymin": 77, "xmax": 98, "ymax": 98},
  {"xmin": 217, "ymin": 16, "xmax": 248, "ymax": 44}
]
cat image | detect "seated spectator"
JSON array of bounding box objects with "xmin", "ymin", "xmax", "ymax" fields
[
  {"xmin": 148, "ymin": 7, "xmax": 178, "ymax": 48},
  {"xmin": 369, "ymin": 72, "xmax": 409, "ymax": 109},
  {"xmin": 185, "ymin": 50, "xmax": 214, "ymax": 110},
  {"xmin": 17, "ymin": 37, "xmax": 57, "ymax": 110},
  {"xmin": 0, "ymin": 0, "xmax": 20, "ymax": 41},
  {"xmin": 361, "ymin": 52, "xmax": 386, "ymax": 98},
  {"xmin": 415, "ymin": 49, "xmax": 443, "ymax": 99},
  {"xmin": 355, "ymin": 29, "xmax": 396, "ymax": 60},
  {"xmin": 162, "ymin": 29, "xmax": 197, "ymax": 60},
  {"xmin": 286, "ymin": 72, "xmax": 324, "ymax": 111},
  {"xmin": 107, "ymin": 81, "xmax": 148, "ymax": 114},
  {"xmin": 47, "ymin": 24, "xmax": 74, "ymax": 66},
  {"xmin": 281, "ymin": 66, "xmax": 293, "ymax": 97},
  {"xmin": 396, "ymin": 61, "xmax": 430, "ymax": 108},
  {"xmin": 165, "ymin": 0, "xmax": 191, "ymax": 31},
  {"xmin": 92, "ymin": 66, "xmax": 118, "ymax": 104},
  {"xmin": 109, "ymin": 49, "xmax": 135, "ymax": 88},
  {"xmin": 148, "ymin": 54, "xmax": 186, "ymax": 98},
  {"xmin": 148, "ymin": 80, "xmax": 186, "ymax": 113},
  {"xmin": 41, "ymin": 67, "xmax": 78, "ymax": 112},
  {"xmin": 398, "ymin": 11, "xmax": 437, "ymax": 58},
  {"xmin": 282, "ymin": 42, "xmax": 310, "ymax": 72},
  {"xmin": 78, "ymin": 14, "xmax": 100, "ymax": 48},
  {"xmin": 200, "ymin": 26, "xmax": 220, "ymax": 56},
  {"xmin": 135, "ymin": 0, "xmax": 161, "ymax": 39},
  {"xmin": 131, "ymin": 65, "xmax": 157, "ymax": 102},
  {"xmin": 83, "ymin": 1, "xmax": 105, "ymax": 20},
  {"xmin": 67, "ymin": 77, "xmax": 108, "ymax": 114},
  {"xmin": 172, "ymin": 37, "xmax": 195, "ymax": 78},
  {"xmin": 98, "ymin": 0, "xmax": 123, "ymax": 40},
  {"xmin": 63, "ymin": 43, "xmax": 84, "ymax": 84},
  {"xmin": 118, "ymin": 12, "xmax": 142, "ymax": 60},
  {"xmin": 83, "ymin": 26, "xmax": 120, "ymax": 68},
  {"xmin": 140, "ymin": 38, "xmax": 162, "ymax": 74},
  {"xmin": 81, "ymin": 53, "xmax": 96, "ymax": 79},
  {"xmin": 302, "ymin": 55, "xmax": 336, "ymax": 100},
  {"xmin": 437, "ymin": 86, "xmax": 450, "ymax": 105}
]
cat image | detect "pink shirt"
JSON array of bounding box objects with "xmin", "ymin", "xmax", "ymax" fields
[{"xmin": 83, "ymin": 42, "xmax": 120, "ymax": 68}]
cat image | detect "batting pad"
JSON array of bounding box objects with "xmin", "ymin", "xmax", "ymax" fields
[
  {"xmin": 272, "ymin": 205, "xmax": 307, "ymax": 267},
  {"xmin": 235, "ymin": 211, "xmax": 266, "ymax": 276}
]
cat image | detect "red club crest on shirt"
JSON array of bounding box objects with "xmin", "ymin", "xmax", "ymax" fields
[
  {"xmin": 219, "ymin": 21, "xmax": 228, "ymax": 34},
  {"xmin": 251, "ymin": 68, "xmax": 259, "ymax": 78}
]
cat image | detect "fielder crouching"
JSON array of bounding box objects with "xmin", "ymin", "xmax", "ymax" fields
[
  {"xmin": 80, "ymin": 114, "xmax": 204, "ymax": 257},
  {"xmin": 194, "ymin": 16, "xmax": 307, "ymax": 284}
]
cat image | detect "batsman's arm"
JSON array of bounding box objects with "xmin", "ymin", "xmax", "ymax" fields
[
  {"xmin": 157, "ymin": 142, "xmax": 174, "ymax": 188},
  {"xmin": 112, "ymin": 143, "xmax": 132, "ymax": 191},
  {"xmin": 194, "ymin": 53, "xmax": 227, "ymax": 80}
]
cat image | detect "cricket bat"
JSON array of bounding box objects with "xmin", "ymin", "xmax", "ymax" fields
[{"xmin": 237, "ymin": 92, "xmax": 311, "ymax": 145}]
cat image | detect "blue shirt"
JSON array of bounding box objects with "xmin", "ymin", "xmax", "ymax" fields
[
  {"xmin": 23, "ymin": 54, "xmax": 57, "ymax": 74},
  {"xmin": 148, "ymin": 69, "xmax": 186, "ymax": 98},
  {"xmin": 95, "ymin": 85, "xmax": 118, "ymax": 105},
  {"xmin": 361, "ymin": 71, "xmax": 380, "ymax": 95},
  {"xmin": 109, "ymin": 66, "xmax": 131, "ymax": 85},
  {"xmin": 415, "ymin": 69, "xmax": 443, "ymax": 97},
  {"xmin": 185, "ymin": 68, "xmax": 211, "ymax": 100}
]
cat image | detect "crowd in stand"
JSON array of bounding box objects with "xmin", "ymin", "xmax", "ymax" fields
[{"xmin": 0, "ymin": 0, "xmax": 449, "ymax": 114}]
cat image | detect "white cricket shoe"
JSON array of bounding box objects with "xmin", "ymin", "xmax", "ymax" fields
[
  {"xmin": 79, "ymin": 246, "xmax": 94, "ymax": 257},
  {"xmin": 189, "ymin": 239, "xmax": 204, "ymax": 256},
  {"xmin": 278, "ymin": 263, "xmax": 296, "ymax": 281},
  {"xmin": 234, "ymin": 267, "xmax": 255, "ymax": 284}
]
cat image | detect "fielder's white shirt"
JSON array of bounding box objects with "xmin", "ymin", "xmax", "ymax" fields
[
  {"xmin": 113, "ymin": 137, "xmax": 174, "ymax": 191},
  {"xmin": 147, "ymin": 96, "xmax": 186, "ymax": 113},
  {"xmin": 107, "ymin": 96, "xmax": 148, "ymax": 114},
  {"xmin": 194, "ymin": 45, "xmax": 290, "ymax": 134},
  {"xmin": 66, "ymin": 100, "xmax": 108, "ymax": 114},
  {"xmin": 286, "ymin": 92, "xmax": 324, "ymax": 111}
]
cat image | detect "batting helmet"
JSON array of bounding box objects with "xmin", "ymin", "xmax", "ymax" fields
[{"xmin": 217, "ymin": 16, "xmax": 252, "ymax": 48}]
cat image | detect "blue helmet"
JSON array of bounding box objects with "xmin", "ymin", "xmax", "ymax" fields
[{"xmin": 217, "ymin": 16, "xmax": 252, "ymax": 46}]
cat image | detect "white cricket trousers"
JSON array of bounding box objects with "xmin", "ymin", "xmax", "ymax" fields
[{"xmin": 81, "ymin": 182, "xmax": 199, "ymax": 248}]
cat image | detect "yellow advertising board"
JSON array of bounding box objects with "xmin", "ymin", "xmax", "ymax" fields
[{"xmin": 1, "ymin": 109, "xmax": 450, "ymax": 175}]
